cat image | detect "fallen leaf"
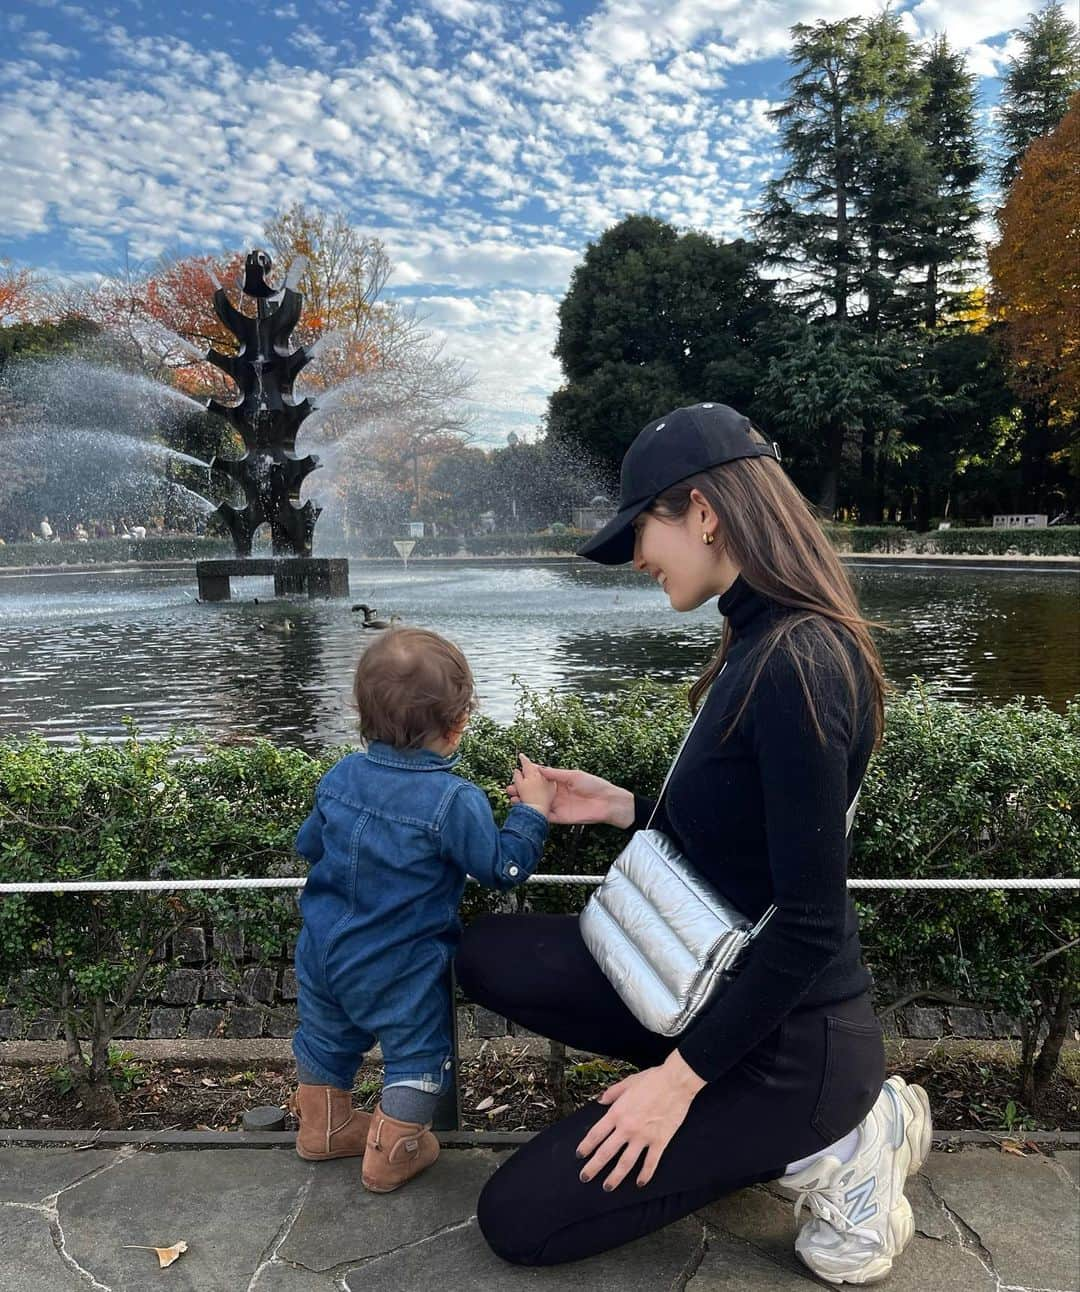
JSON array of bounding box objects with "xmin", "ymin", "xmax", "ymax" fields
[
  {"xmin": 475, "ymin": 1096, "xmax": 494, "ymax": 1112},
  {"xmin": 487, "ymin": 1103, "xmax": 510, "ymax": 1118},
  {"xmin": 223, "ymin": 1073, "xmax": 245, "ymax": 1085},
  {"xmin": 200, "ymin": 1078, "xmax": 218, "ymax": 1087},
  {"xmin": 122, "ymin": 1241, "xmax": 188, "ymax": 1268},
  {"xmin": 1000, "ymin": 1140, "xmax": 1026, "ymax": 1156}
]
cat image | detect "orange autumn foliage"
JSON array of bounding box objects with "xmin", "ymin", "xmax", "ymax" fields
[
  {"xmin": 0, "ymin": 261, "xmax": 39, "ymax": 324},
  {"xmin": 989, "ymin": 92, "xmax": 1080, "ymax": 416}
]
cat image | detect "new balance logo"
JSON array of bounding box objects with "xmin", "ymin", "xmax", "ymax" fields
[{"xmin": 844, "ymin": 1176, "xmax": 879, "ymax": 1226}]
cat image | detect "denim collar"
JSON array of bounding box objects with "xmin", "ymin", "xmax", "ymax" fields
[{"xmin": 365, "ymin": 741, "xmax": 461, "ymax": 772}]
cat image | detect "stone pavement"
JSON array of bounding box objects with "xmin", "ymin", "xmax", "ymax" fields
[{"xmin": 0, "ymin": 1144, "xmax": 1076, "ymax": 1292}]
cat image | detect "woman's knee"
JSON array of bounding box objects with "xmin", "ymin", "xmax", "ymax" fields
[{"xmin": 476, "ymin": 1165, "xmax": 551, "ymax": 1266}]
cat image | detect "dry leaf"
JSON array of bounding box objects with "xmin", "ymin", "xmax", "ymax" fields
[
  {"xmin": 223, "ymin": 1073, "xmax": 245, "ymax": 1085},
  {"xmin": 487, "ymin": 1103, "xmax": 510, "ymax": 1118},
  {"xmin": 475, "ymin": 1096, "xmax": 494, "ymax": 1112},
  {"xmin": 200, "ymin": 1078, "xmax": 218, "ymax": 1087},
  {"xmin": 123, "ymin": 1240, "xmax": 188, "ymax": 1268},
  {"xmin": 1000, "ymin": 1140, "xmax": 1026, "ymax": 1157}
]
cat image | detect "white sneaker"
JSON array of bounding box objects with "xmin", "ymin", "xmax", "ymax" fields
[{"xmin": 779, "ymin": 1076, "xmax": 932, "ymax": 1285}]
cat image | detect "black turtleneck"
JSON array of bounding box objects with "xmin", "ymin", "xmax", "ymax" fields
[{"xmin": 633, "ymin": 574, "xmax": 875, "ymax": 1084}]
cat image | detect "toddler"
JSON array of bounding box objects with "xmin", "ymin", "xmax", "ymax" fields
[{"xmin": 289, "ymin": 626, "xmax": 555, "ymax": 1192}]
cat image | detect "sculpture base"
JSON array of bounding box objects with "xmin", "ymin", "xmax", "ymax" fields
[{"xmin": 195, "ymin": 557, "xmax": 350, "ymax": 602}]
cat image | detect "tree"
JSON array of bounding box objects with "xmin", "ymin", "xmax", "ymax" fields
[
  {"xmin": 989, "ymin": 94, "xmax": 1080, "ymax": 511},
  {"xmin": 990, "ymin": 94, "xmax": 1080, "ymax": 411},
  {"xmin": 752, "ymin": 320, "xmax": 905, "ymax": 516},
  {"xmin": 0, "ymin": 261, "xmax": 39, "ymax": 325},
  {"xmin": 756, "ymin": 20, "xmax": 865, "ymax": 322},
  {"xmin": 547, "ymin": 216, "xmax": 772, "ymax": 469},
  {"xmin": 998, "ymin": 2, "xmax": 1080, "ymax": 188},
  {"xmin": 905, "ymin": 36, "xmax": 983, "ymax": 330},
  {"xmin": 755, "ymin": 17, "xmax": 925, "ymax": 517}
]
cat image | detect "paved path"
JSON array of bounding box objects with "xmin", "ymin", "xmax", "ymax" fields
[{"xmin": 0, "ymin": 1145, "xmax": 1076, "ymax": 1291}]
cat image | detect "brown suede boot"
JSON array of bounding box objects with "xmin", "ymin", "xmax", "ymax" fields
[
  {"xmin": 289, "ymin": 1084, "xmax": 372, "ymax": 1161},
  {"xmin": 360, "ymin": 1103, "xmax": 440, "ymax": 1193}
]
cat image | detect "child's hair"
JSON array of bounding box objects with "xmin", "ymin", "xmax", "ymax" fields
[{"xmin": 353, "ymin": 627, "xmax": 476, "ymax": 751}]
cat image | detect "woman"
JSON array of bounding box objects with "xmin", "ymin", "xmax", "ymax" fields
[{"xmin": 456, "ymin": 403, "xmax": 931, "ymax": 1283}]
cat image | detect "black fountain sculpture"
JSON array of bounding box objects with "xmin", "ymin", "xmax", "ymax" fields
[{"xmin": 194, "ymin": 249, "xmax": 349, "ymax": 601}]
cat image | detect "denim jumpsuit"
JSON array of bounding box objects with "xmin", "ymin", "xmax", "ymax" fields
[{"xmin": 291, "ymin": 743, "xmax": 549, "ymax": 1095}]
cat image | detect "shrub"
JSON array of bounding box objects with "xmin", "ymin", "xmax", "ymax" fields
[
  {"xmin": 0, "ymin": 731, "xmax": 325, "ymax": 1124},
  {"xmin": 921, "ymin": 526, "xmax": 1080, "ymax": 557},
  {"xmin": 1, "ymin": 687, "xmax": 1076, "ymax": 1118}
]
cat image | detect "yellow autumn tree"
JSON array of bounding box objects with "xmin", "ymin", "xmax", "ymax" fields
[{"xmin": 989, "ymin": 92, "xmax": 1080, "ymax": 418}]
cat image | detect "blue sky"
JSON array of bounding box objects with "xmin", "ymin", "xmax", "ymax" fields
[{"xmin": 0, "ymin": 0, "xmax": 1032, "ymax": 444}]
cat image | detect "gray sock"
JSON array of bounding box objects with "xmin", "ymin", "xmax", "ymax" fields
[{"xmin": 381, "ymin": 1083, "xmax": 439, "ymax": 1125}]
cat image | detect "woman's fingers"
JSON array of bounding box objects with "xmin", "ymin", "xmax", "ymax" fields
[
  {"xmin": 575, "ymin": 1108, "xmax": 616, "ymax": 1163},
  {"xmin": 536, "ymin": 765, "xmax": 579, "ymax": 784},
  {"xmin": 601, "ymin": 1142, "xmax": 645, "ymax": 1192},
  {"xmin": 637, "ymin": 1142, "xmax": 663, "ymax": 1189},
  {"xmin": 577, "ymin": 1126, "xmax": 624, "ymax": 1184},
  {"xmin": 596, "ymin": 1075, "xmax": 631, "ymax": 1103}
]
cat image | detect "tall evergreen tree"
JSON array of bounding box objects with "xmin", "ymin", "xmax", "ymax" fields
[
  {"xmin": 998, "ymin": 1, "xmax": 1080, "ymax": 187},
  {"xmin": 905, "ymin": 36, "xmax": 983, "ymax": 329},
  {"xmin": 756, "ymin": 20, "xmax": 864, "ymax": 322}
]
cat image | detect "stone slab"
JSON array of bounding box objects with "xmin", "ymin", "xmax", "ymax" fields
[
  {"xmin": 703, "ymin": 1185, "xmax": 806, "ymax": 1281},
  {"xmin": 1056, "ymin": 1150, "xmax": 1079, "ymax": 1190},
  {"xmin": 858, "ymin": 1232, "xmax": 996, "ymax": 1292},
  {"xmin": 251, "ymin": 1260, "xmax": 336, "ymax": 1291},
  {"xmin": 280, "ymin": 1149, "xmax": 496, "ymax": 1271},
  {"xmin": 689, "ymin": 1234, "xmax": 818, "ymax": 1289},
  {"xmin": 0, "ymin": 1147, "xmax": 117, "ymax": 1203},
  {"xmin": 343, "ymin": 1214, "xmax": 702, "ymax": 1291},
  {"xmin": 924, "ymin": 1147, "xmax": 1080, "ymax": 1291},
  {"xmin": 907, "ymin": 1171, "xmax": 953, "ymax": 1241},
  {"xmin": 0, "ymin": 1207, "xmax": 86, "ymax": 1291},
  {"xmin": 58, "ymin": 1148, "xmax": 311, "ymax": 1291}
]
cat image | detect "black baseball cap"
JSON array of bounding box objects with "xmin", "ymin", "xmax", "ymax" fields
[{"xmin": 578, "ymin": 403, "xmax": 782, "ymax": 565}]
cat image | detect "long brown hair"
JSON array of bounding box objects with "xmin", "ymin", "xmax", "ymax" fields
[{"xmin": 650, "ymin": 431, "xmax": 889, "ymax": 748}]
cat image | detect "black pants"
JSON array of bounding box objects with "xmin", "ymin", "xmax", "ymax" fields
[{"xmin": 455, "ymin": 913, "xmax": 885, "ymax": 1267}]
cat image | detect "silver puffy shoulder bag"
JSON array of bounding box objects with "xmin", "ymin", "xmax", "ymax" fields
[{"xmin": 580, "ymin": 671, "xmax": 861, "ymax": 1037}]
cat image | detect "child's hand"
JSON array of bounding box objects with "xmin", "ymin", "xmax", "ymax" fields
[{"xmin": 511, "ymin": 753, "xmax": 556, "ymax": 817}]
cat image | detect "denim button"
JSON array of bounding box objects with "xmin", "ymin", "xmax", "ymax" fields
[
  {"xmin": 444, "ymin": 1060, "xmax": 452, "ymax": 1069},
  {"xmin": 508, "ymin": 865, "xmax": 519, "ymax": 876}
]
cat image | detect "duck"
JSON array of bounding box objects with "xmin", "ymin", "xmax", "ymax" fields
[
  {"xmin": 353, "ymin": 604, "xmax": 399, "ymax": 630},
  {"xmin": 258, "ymin": 619, "xmax": 295, "ymax": 635}
]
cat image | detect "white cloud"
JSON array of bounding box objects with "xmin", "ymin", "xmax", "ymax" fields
[{"xmin": 0, "ymin": 0, "xmax": 1031, "ymax": 441}]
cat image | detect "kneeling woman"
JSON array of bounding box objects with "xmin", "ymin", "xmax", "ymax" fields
[{"xmin": 456, "ymin": 403, "xmax": 930, "ymax": 1285}]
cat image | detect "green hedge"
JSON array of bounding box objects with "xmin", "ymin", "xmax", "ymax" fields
[
  {"xmin": 2, "ymin": 687, "xmax": 1076, "ymax": 1083},
  {"xmin": 919, "ymin": 526, "xmax": 1080, "ymax": 557},
  {"xmin": 0, "ymin": 537, "xmax": 233, "ymax": 566},
  {"xmin": 3, "ymin": 526, "xmax": 1077, "ymax": 567}
]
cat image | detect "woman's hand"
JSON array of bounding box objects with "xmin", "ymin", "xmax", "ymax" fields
[
  {"xmin": 575, "ymin": 1050, "xmax": 706, "ymax": 1191},
  {"xmin": 505, "ymin": 765, "xmax": 635, "ymax": 828}
]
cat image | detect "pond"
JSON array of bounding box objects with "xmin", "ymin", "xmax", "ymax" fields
[{"xmin": 0, "ymin": 560, "xmax": 1076, "ymax": 752}]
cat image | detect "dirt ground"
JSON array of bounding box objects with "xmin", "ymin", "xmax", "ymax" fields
[{"xmin": 1, "ymin": 1042, "xmax": 1076, "ymax": 1137}]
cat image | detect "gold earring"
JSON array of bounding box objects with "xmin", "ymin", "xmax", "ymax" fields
[{"xmin": 702, "ymin": 532, "xmax": 715, "ymax": 545}]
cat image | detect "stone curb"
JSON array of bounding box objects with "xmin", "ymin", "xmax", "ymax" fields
[
  {"xmin": 3, "ymin": 1033, "xmax": 1066, "ymax": 1068},
  {"xmin": 1, "ymin": 1127, "xmax": 1076, "ymax": 1150}
]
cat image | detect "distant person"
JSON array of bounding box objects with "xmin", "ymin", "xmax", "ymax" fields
[
  {"xmin": 73, "ymin": 523, "xmax": 89, "ymax": 543},
  {"xmin": 129, "ymin": 525, "xmax": 147, "ymax": 540},
  {"xmin": 289, "ymin": 627, "xmax": 555, "ymax": 1194},
  {"xmin": 39, "ymin": 516, "xmax": 54, "ymax": 542}
]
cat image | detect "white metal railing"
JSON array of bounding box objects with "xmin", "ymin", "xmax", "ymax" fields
[{"xmin": 1, "ymin": 875, "xmax": 1076, "ymax": 894}]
